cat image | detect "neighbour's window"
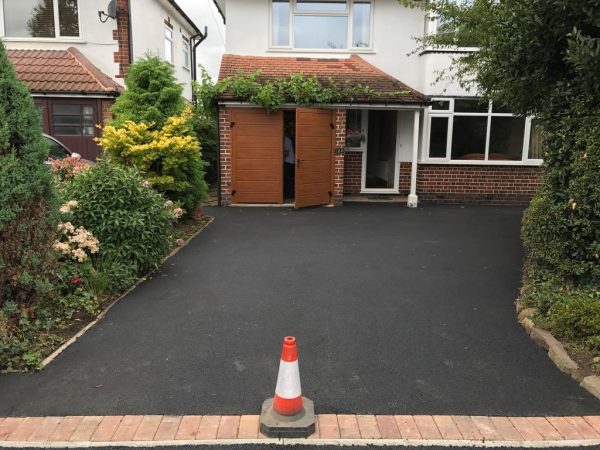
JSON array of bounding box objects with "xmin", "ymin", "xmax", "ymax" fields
[
  {"xmin": 165, "ymin": 26, "xmax": 174, "ymax": 63},
  {"xmin": 528, "ymin": 120, "xmax": 544, "ymax": 160},
  {"xmin": 426, "ymin": 98, "xmax": 541, "ymax": 163},
  {"xmin": 182, "ymin": 39, "xmax": 190, "ymax": 69},
  {"xmin": 271, "ymin": 0, "xmax": 372, "ymax": 50},
  {"xmin": 2, "ymin": 0, "xmax": 80, "ymax": 38},
  {"xmin": 52, "ymin": 103, "xmax": 94, "ymax": 136}
]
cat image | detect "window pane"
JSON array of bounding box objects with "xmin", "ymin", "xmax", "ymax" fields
[
  {"xmin": 82, "ymin": 105, "xmax": 93, "ymax": 116},
  {"xmin": 53, "ymin": 115, "xmax": 81, "ymax": 126},
  {"xmin": 488, "ymin": 117, "xmax": 525, "ymax": 161},
  {"xmin": 53, "ymin": 104, "xmax": 80, "ymax": 114},
  {"xmin": 451, "ymin": 116, "xmax": 487, "ymax": 160},
  {"xmin": 83, "ymin": 126, "xmax": 95, "ymax": 136},
  {"xmin": 58, "ymin": 0, "xmax": 79, "ymax": 37},
  {"xmin": 296, "ymin": 0, "xmax": 346, "ymax": 11},
  {"xmin": 272, "ymin": 0, "xmax": 290, "ymax": 46},
  {"xmin": 182, "ymin": 42, "xmax": 190, "ymax": 67},
  {"xmin": 294, "ymin": 15, "xmax": 348, "ymax": 49},
  {"xmin": 429, "ymin": 117, "xmax": 448, "ymax": 158},
  {"xmin": 492, "ymin": 102, "xmax": 512, "ymax": 114},
  {"xmin": 528, "ymin": 120, "xmax": 544, "ymax": 159},
  {"xmin": 454, "ymin": 99, "xmax": 489, "ymax": 113},
  {"xmin": 432, "ymin": 100, "xmax": 450, "ymax": 111},
  {"xmin": 47, "ymin": 138, "xmax": 69, "ymax": 159},
  {"xmin": 346, "ymin": 110, "xmax": 364, "ymax": 148},
  {"xmin": 54, "ymin": 126, "xmax": 80, "ymax": 136},
  {"xmin": 352, "ymin": 1, "xmax": 370, "ymax": 48},
  {"xmin": 3, "ymin": 0, "xmax": 55, "ymax": 38}
]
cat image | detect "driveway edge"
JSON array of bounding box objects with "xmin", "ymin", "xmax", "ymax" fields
[
  {"xmin": 516, "ymin": 303, "xmax": 600, "ymax": 402},
  {"xmin": 1, "ymin": 415, "xmax": 600, "ymax": 448},
  {"xmin": 38, "ymin": 217, "xmax": 215, "ymax": 370}
]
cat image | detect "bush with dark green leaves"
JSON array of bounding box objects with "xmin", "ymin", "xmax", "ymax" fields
[
  {"xmin": 65, "ymin": 159, "xmax": 174, "ymax": 277},
  {"xmin": 0, "ymin": 43, "xmax": 57, "ymax": 309},
  {"xmin": 109, "ymin": 55, "xmax": 185, "ymax": 129}
]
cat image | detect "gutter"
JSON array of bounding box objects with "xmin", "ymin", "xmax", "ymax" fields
[
  {"xmin": 126, "ymin": 0, "xmax": 133, "ymax": 65},
  {"xmin": 167, "ymin": 0, "xmax": 203, "ymax": 35},
  {"xmin": 212, "ymin": 0, "xmax": 225, "ymax": 24},
  {"xmin": 218, "ymin": 101, "xmax": 430, "ymax": 110}
]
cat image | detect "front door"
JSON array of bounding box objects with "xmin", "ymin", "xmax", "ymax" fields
[{"xmin": 295, "ymin": 108, "xmax": 334, "ymax": 209}]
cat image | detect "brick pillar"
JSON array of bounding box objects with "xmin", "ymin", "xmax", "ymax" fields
[
  {"xmin": 113, "ymin": 0, "xmax": 131, "ymax": 79},
  {"xmin": 219, "ymin": 106, "xmax": 232, "ymax": 206},
  {"xmin": 333, "ymin": 109, "xmax": 346, "ymax": 206}
]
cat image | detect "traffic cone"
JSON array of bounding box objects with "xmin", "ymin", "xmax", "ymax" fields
[{"xmin": 260, "ymin": 336, "xmax": 315, "ymax": 438}]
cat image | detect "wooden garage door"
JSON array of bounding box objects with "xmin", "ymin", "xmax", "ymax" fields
[
  {"xmin": 295, "ymin": 108, "xmax": 335, "ymax": 209},
  {"xmin": 231, "ymin": 108, "xmax": 283, "ymax": 204}
]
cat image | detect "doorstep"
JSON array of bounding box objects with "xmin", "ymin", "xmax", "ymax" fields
[{"xmin": 1, "ymin": 414, "xmax": 600, "ymax": 448}]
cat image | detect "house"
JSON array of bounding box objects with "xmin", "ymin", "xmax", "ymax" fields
[
  {"xmin": 1, "ymin": 0, "xmax": 205, "ymax": 160},
  {"xmin": 213, "ymin": 0, "xmax": 543, "ymax": 208}
]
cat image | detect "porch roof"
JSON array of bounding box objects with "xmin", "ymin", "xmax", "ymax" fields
[
  {"xmin": 218, "ymin": 54, "xmax": 427, "ymax": 105},
  {"xmin": 6, "ymin": 47, "xmax": 123, "ymax": 96}
]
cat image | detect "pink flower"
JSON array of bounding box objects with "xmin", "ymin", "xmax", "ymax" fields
[
  {"xmin": 164, "ymin": 200, "xmax": 174, "ymax": 208},
  {"xmin": 176, "ymin": 238, "xmax": 185, "ymax": 246},
  {"xmin": 173, "ymin": 208, "xmax": 183, "ymax": 218},
  {"xmin": 71, "ymin": 277, "xmax": 82, "ymax": 285},
  {"xmin": 142, "ymin": 180, "xmax": 150, "ymax": 188}
]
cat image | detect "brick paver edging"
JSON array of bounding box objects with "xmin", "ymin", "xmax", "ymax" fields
[{"xmin": 2, "ymin": 415, "xmax": 600, "ymax": 448}]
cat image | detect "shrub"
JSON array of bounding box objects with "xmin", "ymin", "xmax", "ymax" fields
[
  {"xmin": 546, "ymin": 294, "xmax": 600, "ymax": 352},
  {"xmin": 0, "ymin": 43, "xmax": 57, "ymax": 308},
  {"xmin": 98, "ymin": 106, "xmax": 208, "ymax": 212},
  {"xmin": 109, "ymin": 55, "xmax": 185, "ymax": 129},
  {"xmin": 65, "ymin": 159, "xmax": 174, "ymax": 276},
  {"xmin": 51, "ymin": 156, "xmax": 89, "ymax": 184}
]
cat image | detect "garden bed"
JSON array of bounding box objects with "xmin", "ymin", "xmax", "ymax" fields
[{"xmin": 6, "ymin": 215, "xmax": 213, "ymax": 373}]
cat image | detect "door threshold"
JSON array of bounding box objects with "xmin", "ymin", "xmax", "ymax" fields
[{"xmin": 230, "ymin": 203, "xmax": 295, "ymax": 208}]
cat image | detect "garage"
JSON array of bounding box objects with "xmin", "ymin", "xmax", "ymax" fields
[{"xmin": 229, "ymin": 107, "xmax": 336, "ymax": 209}]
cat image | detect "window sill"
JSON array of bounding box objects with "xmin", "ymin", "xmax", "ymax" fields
[
  {"xmin": 419, "ymin": 159, "xmax": 543, "ymax": 167},
  {"xmin": 345, "ymin": 147, "xmax": 365, "ymax": 152},
  {"xmin": 1, "ymin": 37, "xmax": 85, "ymax": 43},
  {"xmin": 419, "ymin": 47, "xmax": 478, "ymax": 56},
  {"xmin": 267, "ymin": 48, "xmax": 375, "ymax": 55}
]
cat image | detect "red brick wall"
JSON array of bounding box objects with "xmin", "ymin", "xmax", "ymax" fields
[
  {"xmin": 343, "ymin": 151, "xmax": 362, "ymax": 194},
  {"xmin": 100, "ymin": 99, "xmax": 115, "ymax": 124},
  {"xmin": 219, "ymin": 106, "xmax": 233, "ymax": 206},
  {"xmin": 417, "ymin": 164, "xmax": 542, "ymax": 204},
  {"xmin": 333, "ymin": 109, "xmax": 346, "ymax": 205},
  {"xmin": 342, "ymin": 157, "xmax": 541, "ymax": 204},
  {"xmin": 113, "ymin": 0, "xmax": 131, "ymax": 79}
]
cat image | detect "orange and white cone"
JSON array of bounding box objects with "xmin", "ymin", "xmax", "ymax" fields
[
  {"xmin": 260, "ymin": 336, "xmax": 315, "ymax": 438},
  {"xmin": 273, "ymin": 336, "xmax": 303, "ymax": 416}
]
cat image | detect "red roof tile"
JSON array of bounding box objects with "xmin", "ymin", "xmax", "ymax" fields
[
  {"xmin": 7, "ymin": 47, "xmax": 122, "ymax": 95},
  {"xmin": 218, "ymin": 54, "xmax": 426, "ymax": 104}
]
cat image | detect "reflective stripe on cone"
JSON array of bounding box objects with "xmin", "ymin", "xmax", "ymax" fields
[{"xmin": 272, "ymin": 337, "xmax": 303, "ymax": 416}]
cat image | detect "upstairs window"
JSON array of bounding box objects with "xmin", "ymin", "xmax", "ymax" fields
[
  {"xmin": 182, "ymin": 39, "xmax": 190, "ymax": 69},
  {"xmin": 271, "ymin": 0, "xmax": 372, "ymax": 50},
  {"xmin": 164, "ymin": 25, "xmax": 174, "ymax": 63},
  {"xmin": 425, "ymin": 98, "xmax": 542, "ymax": 164},
  {"xmin": 2, "ymin": 0, "xmax": 80, "ymax": 38}
]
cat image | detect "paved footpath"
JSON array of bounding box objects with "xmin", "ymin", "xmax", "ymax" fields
[{"xmin": 2, "ymin": 414, "xmax": 600, "ymax": 448}]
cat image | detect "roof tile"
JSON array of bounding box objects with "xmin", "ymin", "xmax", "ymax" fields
[
  {"xmin": 7, "ymin": 47, "xmax": 122, "ymax": 95},
  {"xmin": 218, "ymin": 54, "xmax": 426, "ymax": 104}
]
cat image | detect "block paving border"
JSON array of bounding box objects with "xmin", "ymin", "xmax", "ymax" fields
[{"xmin": 1, "ymin": 415, "xmax": 600, "ymax": 447}]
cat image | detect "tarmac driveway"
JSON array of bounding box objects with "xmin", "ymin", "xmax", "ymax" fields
[{"xmin": 0, "ymin": 204, "xmax": 598, "ymax": 416}]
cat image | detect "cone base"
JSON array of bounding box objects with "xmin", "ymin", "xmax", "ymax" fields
[{"xmin": 260, "ymin": 397, "xmax": 315, "ymax": 438}]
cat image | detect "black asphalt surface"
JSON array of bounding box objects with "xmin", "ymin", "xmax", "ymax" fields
[{"xmin": 0, "ymin": 204, "xmax": 598, "ymax": 417}]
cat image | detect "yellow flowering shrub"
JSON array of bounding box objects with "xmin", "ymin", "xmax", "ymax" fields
[{"xmin": 98, "ymin": 106, "xmax": 208, "ymax": 212}]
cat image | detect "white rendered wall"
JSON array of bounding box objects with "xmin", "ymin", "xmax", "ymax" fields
[
  {"xmin": 223, "ymin": 0, "xmax": 468, "ymax": 97},
  {"xmin": 130, "ymin": 0, "xmax": 196, "ymax": 100},
  {"xmin": 0, "ymin": 0, "xmax": 120, "ymax": 85}
]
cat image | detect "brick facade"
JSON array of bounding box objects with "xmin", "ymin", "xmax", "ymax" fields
[
  {"xmin": 416, "ymin": 164, "xmax": 542, "ymax": 204},
  {"xmin": 342, "ymin": 155, "xmax": 540, "ymax": 204},
  {"xmin": 113, "ymin": 0, "xmax": 131, "ymax": 79},
  {"xmin": 333, "ymin": 109, "xmax": 346, "ymax": 205},
  {"xmin": 101, "ymin": 99, "xmax": 115, "ymax": 124},
  {"xmin": 219, "ymin": 106, "xmax": 233, "ymax": 206}
]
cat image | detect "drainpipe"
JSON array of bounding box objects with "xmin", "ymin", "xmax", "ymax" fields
[
  {"xmin": 126, "ymin": 0, "xmax": 133, "ymax": 66},
  {"xmin": 407, "ymin": 110, "xmax": 420, "ymax": 208},
  {"xmin": 190, "ymin": 27, "xmax": 208, "ymax": 102},
  {"xmin": 216, "ymin": 104, "xmax": 222, "ymax": 206}
]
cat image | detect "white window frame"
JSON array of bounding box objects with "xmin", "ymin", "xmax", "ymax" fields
[
  {"xmin": 182, "ymin": 38, "xmax": 190, "ymax": 70},
  {"xmin": 422, "ymin": 14, "xmax": 478, "ymax": 54},
  {"xmin": 422, "ymin": 98, "xmax": 543, "ymax": 166},
  {"xmin": 164, "ymin": 25, "xmax": 174, "ymax": 64},
  {"xmin": 269, "ymin": 0, "xmax": 374, "ymax": 52},
  {"xmin": 0, "ymin": 0, "xmax": 83, "ymax": 41}
]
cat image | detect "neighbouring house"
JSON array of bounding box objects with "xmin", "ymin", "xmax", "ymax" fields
[
  {"xmin": 213, "ymin": 0, "xmax": 543, "ymax": 208},
  {"xmin": 2, "ymin": 0, "xmax": 205, "ymax": 160}
]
